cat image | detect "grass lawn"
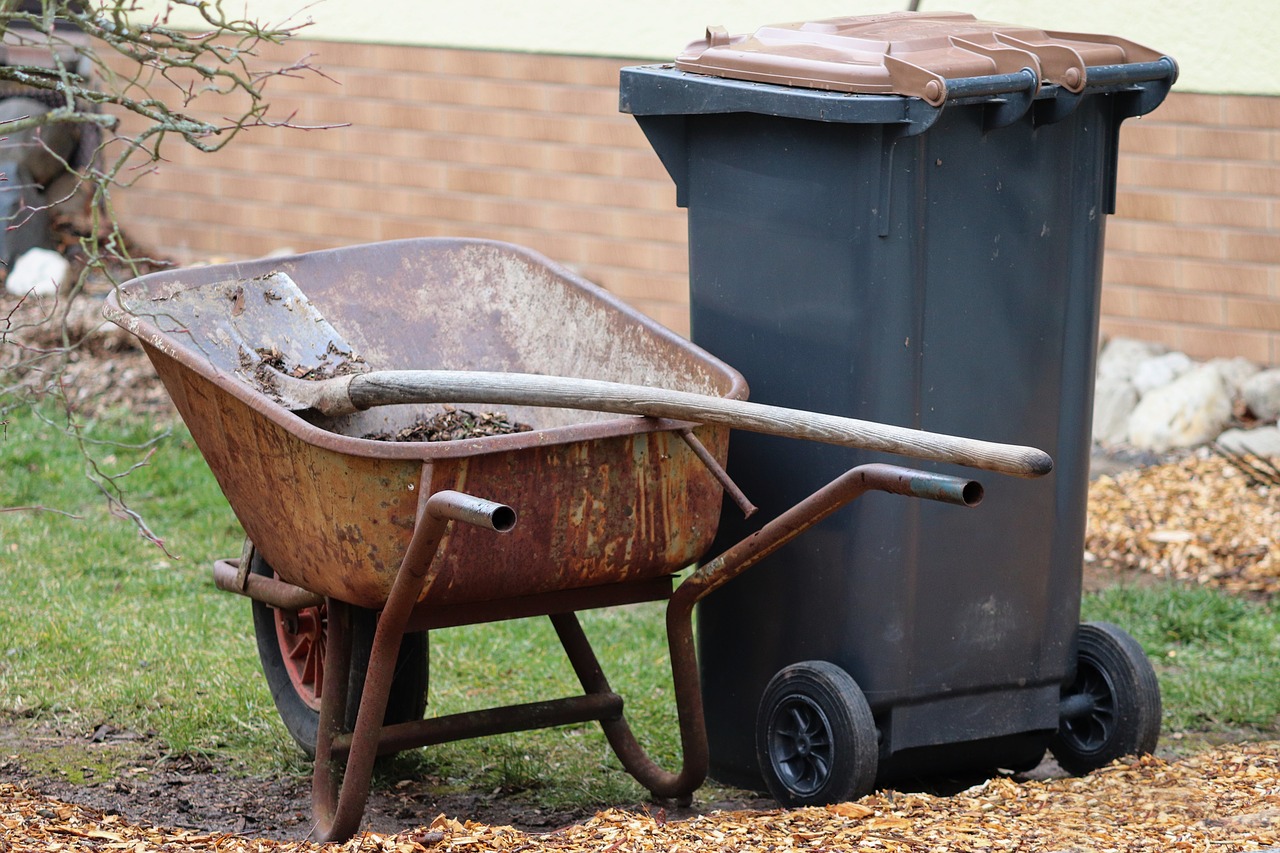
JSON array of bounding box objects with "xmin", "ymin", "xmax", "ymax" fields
[{"xmin": 1, "ymin": 403, "xmax": 1276, "ymax": 812}]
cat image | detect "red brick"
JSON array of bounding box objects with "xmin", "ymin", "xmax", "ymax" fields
[
  {"xmin": 1179, "ymin": 261, "xmax": 1271, "ymax": 297},
  {"xmin": 1099, "ymin": 283, "xmax": 1137, "ymax": 317},
  {"xmin": 1224, "ymin": 163, "xmax": 1280, "ymax": 196},
  {"xmin": 1175, "ymin": 327, "xmax": 1273, "ymax": 363},
  {"xmin": 598, "ymin": 269, "xmax": 691, "ymax": 304},
  {"xmin": 1097, "ymin": 318, "xmax": 1181, "ymax": 351},
  {"xmin": 1133, "ymin": 289, "xmax": 1225, "ymax": 324},
  {"xmin": 1223, "ymin": 95, "xmax": 1280, "ymax": 129},
  {"xmin": 443, "ymin": 166, "xmax": 520, "ymax": 196},
  {"xmin": 1178, "ymin": 127, "xmax": 1274, "ymax": 161},
  {"xmin": 375, "ymin": 159, "xmax": 450, "ymax": 191},
  {"xmin": 1101, "ymin": 253, "xmax": 1179, "ymax": 288},
  {"xmin": 1117, "ymin": 155, "xmax": 1224, "ymax": 192},
  {"xmin": 332, "ymin": 69, "xmax": 417, "ymax": 102},
  {"xmin": 1118, "ymin": 123, "xmax": 1178, "ymax": 157},
  {"xmin": 307, "ymin": 151, "xmax": 384, "ymax": 184},
  {"xmin": 1144, "ymin": 92, "xmax": 1223, "ymax": 125},
  {"xmin": 1225, "ymin": 296, "xmax": 1280, "ymax": 331},
  {"xmin": 1114, "ymin": 190, "xmax": 1178, "ymax": 222},
  {"xmin": 1225, "ymin": 232, "xmax": 1280, "ymax": 264},
  {"xmin": 1106, "ymin": 221, "xmax": 1225, "ymax": 260},
  {"xmin": 1176, "ymin": 194, "xmax": 1270, "ymax": 229}
]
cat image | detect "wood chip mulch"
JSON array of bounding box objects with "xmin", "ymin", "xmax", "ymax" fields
[
  {"xmin": 1086, "ymin": 450, "xmax": 1279, "ymax": 597},
  {"xmin": 3, "ymin": 743, "xmax": 1279, "ymax": 851}
]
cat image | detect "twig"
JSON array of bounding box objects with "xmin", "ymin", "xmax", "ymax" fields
[
  {"xmin": 1209, "ymin": 442, "xmax": 1280, "ymax": 487},
  {"xmin": 0, "ymin": 505, "xmax": 83, "ymax": 518}
]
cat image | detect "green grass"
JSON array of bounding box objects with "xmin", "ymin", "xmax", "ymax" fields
[
  {"xmin": 416, "ymin": 603, "xmax": 682, "ymax": 808},
  {"xmin": 1, "ymin": 403, "xmax": 1277, "ymax": 813},
  {"xmin": 0, "ymin": 404, "xmax": 289, "ymax": 767},
  {"xmin": 1083, "ymin": 584, "xmax": 1280, "ymax": 735}
]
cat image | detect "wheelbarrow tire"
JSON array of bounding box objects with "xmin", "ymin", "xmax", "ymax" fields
[
  {"xmin": 1050, "ymin": 622, "xmax": 1161, "ymax": 776},
  {"xmin": 757, "ymin": 661, "xmax": 878, "ymax": 807},
  {"xmin": 248, "ymin": 547, "xmax": 428, "ymax": 758}
]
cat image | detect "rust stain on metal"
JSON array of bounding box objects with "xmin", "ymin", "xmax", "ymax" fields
[{"xmin": 110, "ymin": 239, "xmax": 743, "ymax": 610}]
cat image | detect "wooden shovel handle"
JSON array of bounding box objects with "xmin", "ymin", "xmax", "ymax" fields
[{"xmin": 324, "ymin": 370, "xmax": 1052, "ymax": 479}]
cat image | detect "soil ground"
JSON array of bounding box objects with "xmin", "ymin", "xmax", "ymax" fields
[{"xmin": 0, "ymin": 716, "xmax": 781, "ymax": 840}]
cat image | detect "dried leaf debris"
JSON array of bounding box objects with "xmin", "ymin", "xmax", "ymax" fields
[
  {"xmin": 362, "ymin": 407, "xmax": 533, "ymax": 443},
  {"xmin": 3, "ymin": 744, "xmax": 1279, "ymax": 851},
  {"xmin": 1086, "ymin": 450, "xmax": 1279, "ymax": 596}
]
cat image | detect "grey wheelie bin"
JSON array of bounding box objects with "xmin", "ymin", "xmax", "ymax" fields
[{"xmin": 619, "ymin": 12, "xmax": 1176, "ymax": 804}]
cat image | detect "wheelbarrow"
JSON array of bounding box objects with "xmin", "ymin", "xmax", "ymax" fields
[{"xmin": 105, "ymin": 237, "xmax": 1051, "ymax": 841}]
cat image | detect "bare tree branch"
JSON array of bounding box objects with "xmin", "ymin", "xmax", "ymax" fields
[{"xmin": 1, "ymin": 1, "xmax": 328, "ymax": 545}]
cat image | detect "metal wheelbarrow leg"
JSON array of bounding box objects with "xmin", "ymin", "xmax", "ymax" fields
[{"xmin": 310, "ymin": 486, "xmax": 516, "ymax": 842}]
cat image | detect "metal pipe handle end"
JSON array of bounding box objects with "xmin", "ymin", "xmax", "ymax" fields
[{"xmin": 426, "ymin": 490, "xmax": 517, "ymax": 532}]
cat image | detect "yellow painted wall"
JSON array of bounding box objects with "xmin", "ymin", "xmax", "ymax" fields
[{"xmin": 152, "ymin": 0, "xmax": 1273, "ymax": 96}]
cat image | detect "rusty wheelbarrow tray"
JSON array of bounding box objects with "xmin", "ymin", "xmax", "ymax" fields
[{"xmin": 105, "ymin": 238, "xmax": 1031, "ymax": 841}]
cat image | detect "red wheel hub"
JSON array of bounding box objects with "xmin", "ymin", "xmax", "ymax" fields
[{"xmin": 274, "ymin": 601, "xmax": 327, "ymax": 711}]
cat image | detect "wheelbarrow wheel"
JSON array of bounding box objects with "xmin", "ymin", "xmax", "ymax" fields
[
  {"xmin": 248, "ymin": 546, "xmax": 429, "ymax": 757},
  {"xmin": 757, "ymin": 661, "xmax": 878, "ymax": 807},
  {"xmin": 1050, "ymin": 621, "xmax": 1161, "ymax": 776}
]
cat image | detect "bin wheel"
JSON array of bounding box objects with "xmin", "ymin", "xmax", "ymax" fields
[
  {"xmin": 756, "ymin": 661, "xmax": 878, "ymax": 806},
  {"xmin": 1050, "ymin": 622, "xmax": 1161, "ymax": 776},
  {"xmin": 248, "ymin": 544, "xmax": 428, "ymax": 757}
]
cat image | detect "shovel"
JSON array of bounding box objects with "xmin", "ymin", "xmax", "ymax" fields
[{"xmin": 168, "ymin": 272, "xmax": 1053, "ymax": 479}]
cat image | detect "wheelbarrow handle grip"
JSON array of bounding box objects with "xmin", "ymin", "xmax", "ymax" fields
[{"xmin": 310, "ymin": 369, "xmax": 1051, "ymax": 479}]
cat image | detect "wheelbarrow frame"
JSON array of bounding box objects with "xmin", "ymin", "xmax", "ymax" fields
[{"xmin": 217, "ymin": 463, "xmax": 982, "ymax": 841}]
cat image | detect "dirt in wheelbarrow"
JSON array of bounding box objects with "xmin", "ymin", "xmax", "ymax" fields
[{"xmin": 362, "ymin": 406, "xmax": 533, "ymax": 442}]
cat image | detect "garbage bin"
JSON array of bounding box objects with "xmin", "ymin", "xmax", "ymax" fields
[{"xmin": 620, "ymin": 12, "xmax": 1176, "ymax": 804}]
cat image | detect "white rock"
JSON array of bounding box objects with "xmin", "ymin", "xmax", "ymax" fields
[
  {"xmin": 1131, "ymin": 351, "xmax": 1193, "ymax": 396},
  {"xmin": 1208, "ymin": 357, "xmax": 1261, "ymax": 397},
  {"xmin": 1127, "ymin": 365, "xmax": 1234, "ymax": 452},
  {"xmin": 5, "ymin": 247, "xmax": 69, "ymax": 297},
  {"xmin": 1096, "ymin": 337, "xmax": 1167, "ymax": 383},
  {"xmin": 1216, "ymin": 426, "xmax": 1280, "ymax": 457},
  {"xmin": 1092, "ymin": 377, "xmax": 1138, "ymax": 446},
  {"xmin": 1242, "ymin": 369, "xmax": 1280, "ymax": 422}
]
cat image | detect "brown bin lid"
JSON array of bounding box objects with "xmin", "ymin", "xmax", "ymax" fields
[{"xmin": 675, "ymin": 11, "xmax": 1164, "ymax": 106}]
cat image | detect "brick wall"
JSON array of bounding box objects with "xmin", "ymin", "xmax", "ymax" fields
[
  {"xmin": 1106, "ymin": 94, "xmax": 1280, "ymax": 364},
  {"xmin": 112, "ymin": 39, "xmax": 1280, "ymax": 364}
]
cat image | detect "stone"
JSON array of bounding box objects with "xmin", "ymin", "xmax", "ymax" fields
[
  {"xmin": 1207, "ymin": 356, "xmax": 1261, "ymax": 397},
  {"xmin": 4, "ymin": 247, "xmax": 69, "ymax": 297},
  {"xmin": 1131, "ymin": 351, "xmax": 1193, "ymax": 396},
  {"xmin": 1127, "ymin": 364, "xmax": 1234, "ymax": 452},
  {"xmin": 1095, "ymin": 337, "xmax": 1167, "ymax": 383},
  {"xmin": 1242, "ymin": 369, "xmax": 1280, "ymax": 422},
  {"xmin": 1216, "ymin": 426, "xmax": 1280, "ymax": 458},
  {"xmin": 1092, "ymin": 377, "xmax": 1138, "ymax": 446}
]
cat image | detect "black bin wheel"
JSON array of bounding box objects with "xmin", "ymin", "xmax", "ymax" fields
[
  {"xmin": 248, "ymin": 543, "xmax": 429, "ymax": 757},
  {"xmin": 756, "ymin": 660, "xmax": 878, "ymax": 806},
  {"xmin": 1050, "ymin": 621, "xmax": 1161, "ymax": 776}
]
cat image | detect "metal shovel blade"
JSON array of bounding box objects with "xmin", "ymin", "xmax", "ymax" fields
[{"xmin": 143, "ymin": 271, "xmax": 366, "ymax": 408}]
